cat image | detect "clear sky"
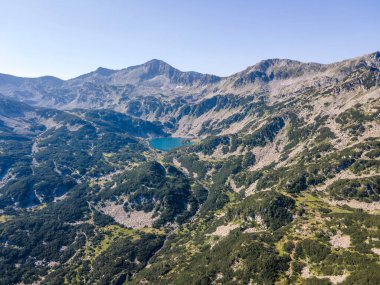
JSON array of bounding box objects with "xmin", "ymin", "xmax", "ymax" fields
[{"xmin": 1, "ymin": 0, "xmax": 379, "ymax": 79}]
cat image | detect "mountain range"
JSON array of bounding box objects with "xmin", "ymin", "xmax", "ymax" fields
[{"xmin": 0, "ymin": 52, "xmax": 379, "ymax": 285}]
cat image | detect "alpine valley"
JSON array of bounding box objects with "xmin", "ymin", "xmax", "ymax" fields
[{"xmin": 0, "ymin": 52, "xmax": 380, "ymax": 285}]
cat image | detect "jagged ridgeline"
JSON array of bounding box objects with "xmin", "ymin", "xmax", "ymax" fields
[{"xmin": 0, "ymin": 52, "xmax": 379, "ymax": 285}]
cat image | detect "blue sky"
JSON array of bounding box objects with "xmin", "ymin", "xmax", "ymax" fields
[{"xmin": 0, "ymin": 0, "xmax": 379, "ymax": 79}]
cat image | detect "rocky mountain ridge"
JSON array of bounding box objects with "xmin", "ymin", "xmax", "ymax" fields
[{"xmin": 0, "ymin": 52, "xmax": 379, "ymax": 138}]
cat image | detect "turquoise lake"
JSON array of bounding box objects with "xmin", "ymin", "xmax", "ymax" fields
[{"xmin": 149, "ymin": 137, "xmax": 192, "ymax": 151}]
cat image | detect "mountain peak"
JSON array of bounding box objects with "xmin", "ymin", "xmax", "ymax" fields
[
  {"xmin": 253, "ymin": 58, "xmax": 321, "ymax": 71},
  {"xmin": 228, "ymin": 57, "xmax": 326, "ymax": 88},
  {"xmin": 143, "ymin": 58, "xmax": 171, "ymax": 66},
  {"xmin": 130, "ymin": 59, "xmax": 221, "ymax": 85},
  {"xmin": 256, "ymin": 58, "xmax": 301, "ymax": 66},
  {"xmin": 94, "ymin": 67, "xmax": 116, "ymax": 76},
  {"xmin": 140, "ymin": 59, "xmax": 176, "ymax": 75}
]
